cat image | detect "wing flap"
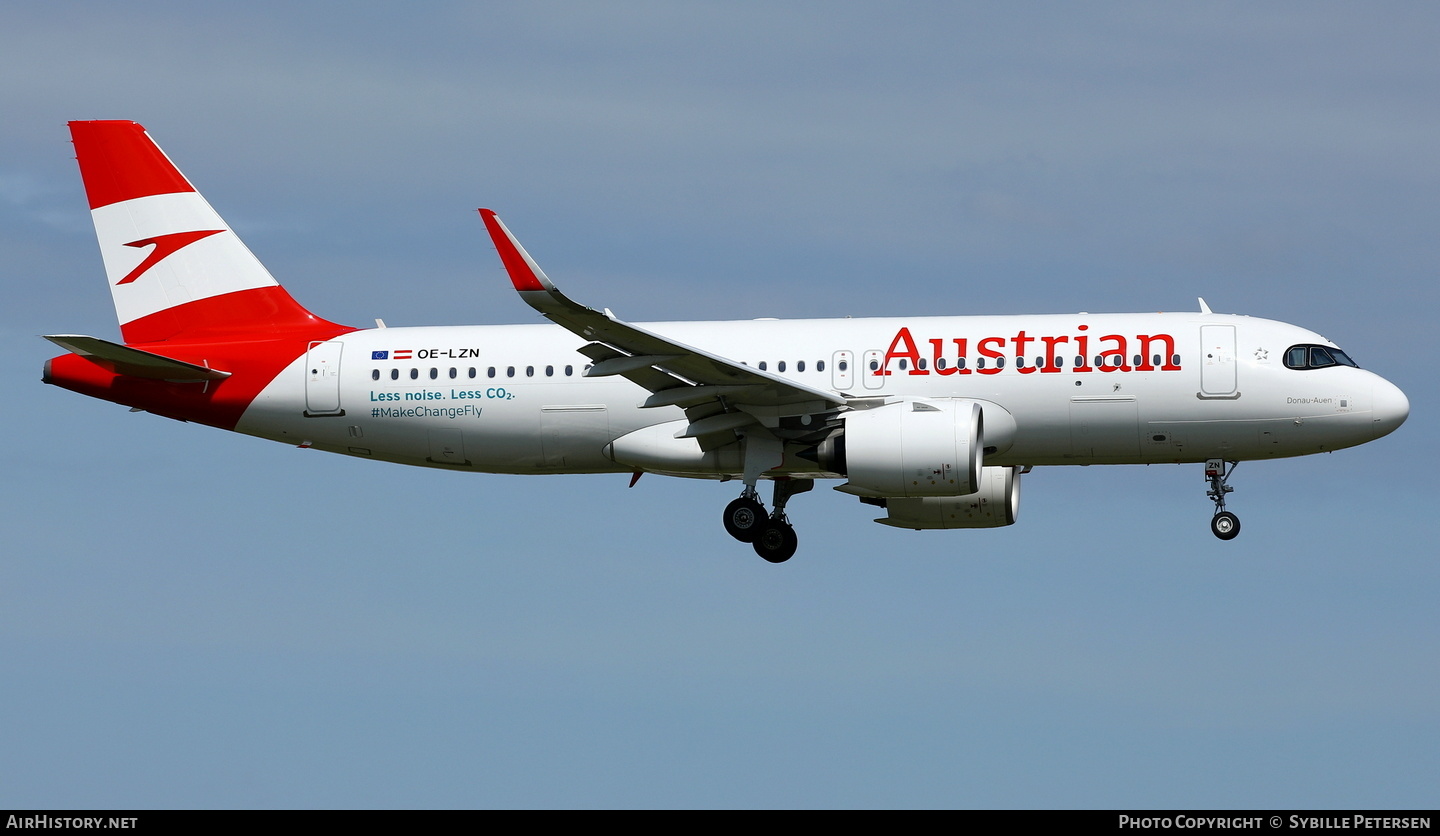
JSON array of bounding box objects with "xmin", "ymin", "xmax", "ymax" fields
[
  {"xmin": 586, "ymin": 354, "xmax": 687, "ymax": 378},
  {"xmin": 677, "ymin": 411, "xmax": 758, "ymax": 438},
  {"xmin": 575, "ymin": 342, "xmax": 689, "ymax": 396}
]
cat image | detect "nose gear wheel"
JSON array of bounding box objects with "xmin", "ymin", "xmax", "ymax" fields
[{"xmin": 1210, "ymin": 511, "xmax": 1240, "ymax": 540}]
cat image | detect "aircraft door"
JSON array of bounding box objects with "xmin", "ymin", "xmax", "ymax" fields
[
  {"xmin": 1199, "ymin": 325, "xmax": 1238, "ymax": 397},
  {"xmin": 304, "ymin": 340, "xmax": 344, "ymax": 416},
  {"xmin": 861, "ymin": 349, "xmax": 885, "ymax": 390},
  {"xmin": 831, "ymin": 350, "xmax": 853, "ymax": 391}
]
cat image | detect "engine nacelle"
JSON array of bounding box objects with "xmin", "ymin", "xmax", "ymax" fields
[
  {"xmin": 873, "ymin": 465, "xmax": 1022, "ymax": 529},
  {"xmin": 835, "ymin": 399, "xmax": 983, "ymax": 497}
]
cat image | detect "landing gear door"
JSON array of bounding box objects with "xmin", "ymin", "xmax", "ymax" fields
[
  {"xmin": 305, "ymin": 340, "xmax": 345, "ymax": 416},
  {"xmin": 1199, "ymin": 325, "xmax": 1238, "ymax": 398}
]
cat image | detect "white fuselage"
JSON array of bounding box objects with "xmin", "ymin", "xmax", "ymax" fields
[{"xmin": 236, "ymin": 311, "xmax": 1407, "ymax": 477}]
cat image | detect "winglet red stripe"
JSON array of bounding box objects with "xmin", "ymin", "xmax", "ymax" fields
[
  {"xmin": 69, "ymin": 121, "xmax": 195, "ymax": 210},
  {"xmin": 478, "ymin": 209, "xmax": 547, "ymax": 292}
]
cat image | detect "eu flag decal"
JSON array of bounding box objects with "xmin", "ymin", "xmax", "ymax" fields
[{"xmin": 371, "ymin": 350, "xmax": 389, "ymax": 360}]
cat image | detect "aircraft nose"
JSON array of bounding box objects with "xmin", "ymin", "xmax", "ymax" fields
[{"xmin": 1370, "ymin": 377, "xmax": 1409, "ymax": 438}]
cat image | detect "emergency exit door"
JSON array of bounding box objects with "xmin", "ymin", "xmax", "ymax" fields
[
  {"xmin": 1199, "ymin": 325, "xmax": 1238, "ymax": 397},
  {"xmin": 304, "ymin": 340, "xmax": 345, "ymax": 416}
]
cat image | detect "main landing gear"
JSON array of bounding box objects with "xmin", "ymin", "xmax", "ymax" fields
[
  {"xmin": 1205, "ymin": 458, "xmax": 1241, "ymax": 540},
  {"xmin": 723, "ymin": 489, "xmax": 766, "ymax": 542},
  {"xmin": 723, "ymin": 479, "xmax": 812, "ymax": 563}
]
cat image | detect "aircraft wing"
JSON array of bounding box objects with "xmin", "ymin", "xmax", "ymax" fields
[{"xmin": 479, "ymin": 210, "xmax": 846, "ymax": 448}]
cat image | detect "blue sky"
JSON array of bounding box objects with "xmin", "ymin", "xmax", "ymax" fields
[{"xmin": 2, "ymin": 1, "xmax": 1436, "ymax": 808}]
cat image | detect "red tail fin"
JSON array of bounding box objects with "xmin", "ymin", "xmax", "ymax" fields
[{"xmin": 69, "ymin": 120, "xmax": 345, "ymax": 344}]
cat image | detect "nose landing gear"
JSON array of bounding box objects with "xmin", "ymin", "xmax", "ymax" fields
[{"xmin": 1205, "ymin": 459, "xmax": 1241, "ymax": 540}]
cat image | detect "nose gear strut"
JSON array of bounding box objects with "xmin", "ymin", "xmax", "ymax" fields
[{"xmin": 1205, "ymin": 459, "xmax": 1241, "ymax": 540}]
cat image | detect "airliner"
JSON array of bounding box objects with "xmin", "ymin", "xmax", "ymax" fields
[{"xmin": 43, "ymin": 121, "xmax": 1410, "ymax": 562}]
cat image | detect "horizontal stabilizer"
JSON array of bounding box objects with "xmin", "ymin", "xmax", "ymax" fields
[{"xmin": 44, "ymin": 335, "xmax": 230, "ymax": 381}]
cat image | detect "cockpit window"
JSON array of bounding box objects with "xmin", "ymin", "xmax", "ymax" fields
[
  {"xmin": 1284, "ymin": 344, "xmax": 1360, "ymax": 370},
  {"xmin": 1328, "ymin": 348, "xmax": 1358, "ymax": 367}
]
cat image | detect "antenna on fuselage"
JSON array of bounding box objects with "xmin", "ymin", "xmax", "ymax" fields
[{"xmin": 1198, "ymin": 297, "xmax": 1213, "ymax": 315}]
